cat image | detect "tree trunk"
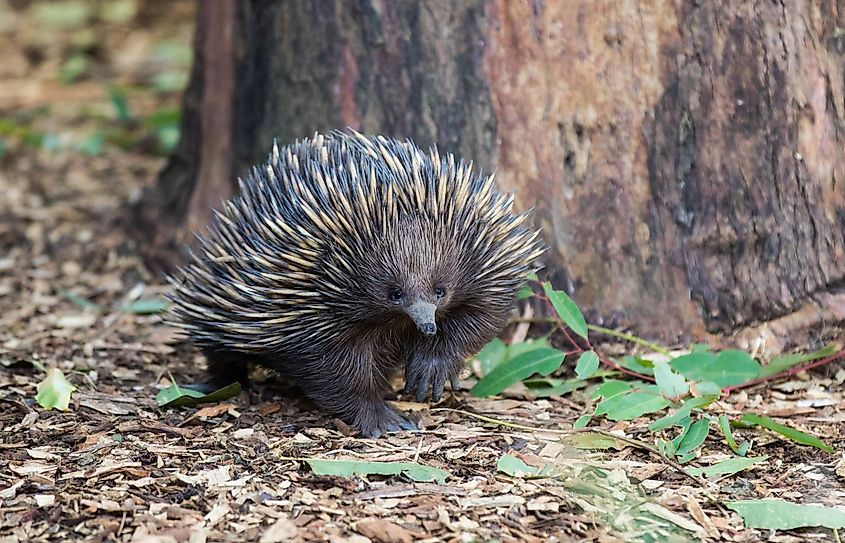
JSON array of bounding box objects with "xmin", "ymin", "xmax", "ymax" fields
[{"xmin": 135, "ymin": 0, "xmax": 845, "ymax": 351}]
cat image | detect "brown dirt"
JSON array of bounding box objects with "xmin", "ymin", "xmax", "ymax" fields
[{"xmin": 0, "ymin": 2, "xmax": 843, "ymax": 542}]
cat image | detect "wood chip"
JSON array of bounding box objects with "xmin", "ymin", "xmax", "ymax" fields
[{"xmin": 355, "ymin": 519, "xmax": 415, "ymax": 543}]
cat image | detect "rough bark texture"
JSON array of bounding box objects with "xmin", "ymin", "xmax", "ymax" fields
[{"xmin": 136, "ymin": 0, "xmax": 845, "ymax": 347}]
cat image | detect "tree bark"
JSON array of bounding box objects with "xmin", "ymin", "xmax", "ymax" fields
[{"xmin": 135, "ymin": 1, "xmax": 845, "ymax": 350}]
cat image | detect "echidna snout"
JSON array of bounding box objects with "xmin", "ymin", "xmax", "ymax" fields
[
  {"xmin": 406, "ymin": 301, "xmax": 437, "ymax": 336},
  {"xmin": 168, "ymin": 129, "xmax": 545, "ymax": 437}
]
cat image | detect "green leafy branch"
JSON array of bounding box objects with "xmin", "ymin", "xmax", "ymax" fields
[{"xmin": 471, "ymin": 280, "xmax": 840, "ymax": 466}]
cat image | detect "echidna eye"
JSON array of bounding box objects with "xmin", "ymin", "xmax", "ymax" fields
[
  {"xmin": 434, "ymin": 286, "xmax": 446, "ymax": 299},
  {"xmin": 388, "ymin": 288, "xmax": 404, "ymax": 303}
]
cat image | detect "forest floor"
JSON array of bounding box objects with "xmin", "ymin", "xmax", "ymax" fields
[{"xmin": 1, "ymin": 2, "xmax": 844, "ymax": 543}]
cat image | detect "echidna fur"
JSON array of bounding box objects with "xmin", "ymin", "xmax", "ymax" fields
[{"xmin": 167, "ymin": 129, "xmax": 545, "ymax": 437}]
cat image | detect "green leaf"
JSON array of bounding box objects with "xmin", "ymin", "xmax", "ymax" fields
[
  {"xmin": 542, "ymin": 283, "xmax": 588, "ymax": 339},
  {"xmin": 507, "ymin": 337, "xmax": 551, "ymax": 358},
  {"xmin": 145, "ymin": 107, "xmax": 181, "ymax": 129},
  {"xmin": 304, "ymin": 459, "xmax": 449, "ymax": 484},
  {"xmin": 156, "ymin": 386, "xmax": 204, "ymax": 406},
  {"xmin": 0, "ymin": 118, "xmax": 40, "ymax": 147},
  {"xmin": 517, "ymin": 285, "xmax": 534, "ymax": 300},
  {"xmin": 470, "ymin": 348, "xmax": 565, "ymax": 397},
  {"xmin": 671, "ymin": 350, "xmax": 760, "ymax": 388},
  {"xmin": 675, "ymin": 419, "xmax": 709, "ymax": 462},
  {"xmin": 524, "ymin": 378, "xmax": 587, "ymax": 398},
  {"xmin": 649, "ymin": 396, "xmax": 717, "ymax": 432},
  {"xmin": 669, "ymin": 351, "xmax": 713, "ymax": 375},
  {"xmin": 658, "ymin": 438, "xmax": 676, "ymax": 457},
  {"xmin": 496, "ymin": 454, "xmax": 551, "ymax": 478},
  {"xmin": 762, "ymin": 345, "xmax": 837, "ymax": 378},
  {"xmin": 34, "ymin": 0, "xmax": 91, "ymax": 28},
  {"xmin": 475, "ymin": 338, "xmax": 551, "ymax": 379},
  {"xmin": 574, "ymin": 351, "xmax": 599, "ymax": 379},
  {"xmin": 717, "ymin": 414, "xmax": 744, "ymax": 455},
  {"xmin": 144, "ymin": 108, "xmax": 182, "ymax": 154},
  {"xmin": 153, "ymin": 40, "xmax": 192, "ymax": 66},
  {"xmin": 156, "ymin": 127, "xmax": 180, "ymax": 154},
  {"xmin": 156, "ymin": 382, "xmax": 241, "ymax": 408},
  {"xmin": 573, "ymin": 414, "xmax": 591, "ymax": 429},
  {"xmin": 107, "ymin": 87, "xmax": 132, "ymax": 122},
  {"xmin": 740, "ymin": 413, "xmax": 833, "ymax": 453},
  {"xmin": 597, "ymin": 386, "xmax": 671, "ymax": 421},
  {"xmin": 474, "ymin": 338, "xmax": 507, "ymax": 376},
  {"xmin": 653, "ymin": 361, "xmax": 689, "ymax": 398},
  {"xmin": 592, "ymin": 379, "xmax": 632, "ymax": 400},
  {"xmin": 152, "ymin": 71, "xmax": 189, "ymax": 92},
  {"xmin": 57, "ymin": 288, "xmax": 101, "ymax": 312},
  {"xmin": 122, "ymin": 298, "xmax": 170, "ymax": 315},
  {"xmin": 101, "ymin": 0, "xmax": 138, "ymax": 23},
  {"xmin": 726, "ymin": 499, "xmax": 845, "ymax": 530},
  {"xmin": 583, "ymin": 369, "xmax": 617, "ymax": 379},
  {"xmin": 693, "ymin": 381, "xmax": 722, "ymax": 396},
  {"xmin": 36, "ymin": 368, "xmax": 77, "ymax": 411},
  {"xmin": 686, "ymin": 455, "xmax": 768, "ymax": 479},
  {"xmin": 79, "ymin": 131, "xmax": 105, "ymax": 156},
  {"xmin": 664, "ymin": 417, "xmax": 692, "ymax": 456},
  {"xmin": 564, "ymin": 432, "xmax": 624, "ymax": 450},
  {"xmin": 522, "ymin": 376, "xmax": 562, "ymax": 387},
  {"xmin": 617, "ymin": 355, "xmax": 655, "ymax": 376},
  {"xmin": 60, "ymin": 54, "xmax": 89, "ymax": 85}
]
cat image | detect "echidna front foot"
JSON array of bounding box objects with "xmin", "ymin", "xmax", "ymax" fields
[
  {"xmin": 352, "ymin": 399, "xmax": 418, "ymax": 438},
  {"xmin": 404, "ymin": 355, "xmax": 463, "ymax": 403}
]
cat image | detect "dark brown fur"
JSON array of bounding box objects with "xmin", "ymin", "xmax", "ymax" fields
[{"xmin": 168, "ymin": 131, "xmax": 544, "ymax": 437}]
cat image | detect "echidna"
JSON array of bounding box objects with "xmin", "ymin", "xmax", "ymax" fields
[{"xmin": 168, "ymin": 130, "xmax": 544, "ymax": 437}]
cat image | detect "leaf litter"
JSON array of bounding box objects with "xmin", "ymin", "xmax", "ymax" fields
[{"xmin": 0, "ymin": 2, "xmax": 844, "ymax": 542}]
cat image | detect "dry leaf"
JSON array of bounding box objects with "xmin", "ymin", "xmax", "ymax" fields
[
  {"xmin": 55, "ymin": 314, "xmax": 97, "ymax": 328},
  {"xmin": 355, "ymin": 519, "xmax": 415, "ymax": 543},
  {"xmin": 257, "ymin": 402, "xmax": 281, "ymax": 416},
  {"xmin": 259, "ymin": 517, "xmax": 298, "ymax": 543},
  {"xmin": 0, "ymin": 481, "xmax": 23, "ymax": 499},
  {"xmin": 194, "ymin": 403, "xmax": 235, "ymax": 419},
  {"xmin": 34, "ymin": 494, "xmax": 55, "ymax": 507}
]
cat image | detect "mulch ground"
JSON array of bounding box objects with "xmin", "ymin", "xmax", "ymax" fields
[{"xmin": 1, "ymin": 2, "xmax": 843, "ymax": 542}]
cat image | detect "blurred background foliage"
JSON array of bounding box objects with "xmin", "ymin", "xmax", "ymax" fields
[{"xmin": 0, "ymin": 0, "xmax": 195, "ymax": 159}]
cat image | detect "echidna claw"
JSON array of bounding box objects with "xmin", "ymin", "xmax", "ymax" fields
[
  {"xmin": 379, "ymin": 419, "xmax": 419, "ymax": 435},
  {"xmin": 449, "ymin": 374, "xmax": 461, "ymax": 391},
  {"xmin": 405, "ymin": 358, "xmax": 462, "ymax": 403},
  {"xmin": 396, "ymin": 417, "xmax": 419, "ymax": 432},
  {"xmin": 414, "ymin": 373, "xmax": 432, "ymax": 403},
  {"xmin": 356, "ymin": 402, "xmax": 418, "ymax": 437},
  {"xmin": 431, "ymin": 373, "xmax": 447, "ymax": 402}
]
